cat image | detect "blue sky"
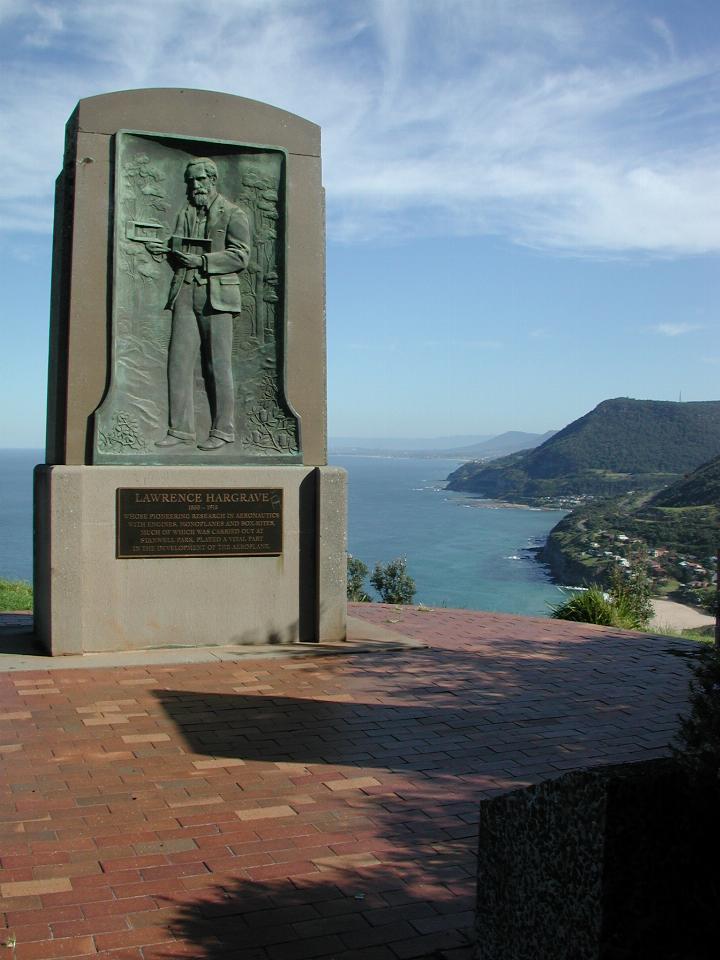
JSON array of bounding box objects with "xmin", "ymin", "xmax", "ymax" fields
[{"xmin": 1, "ymin": 0, "xmax": 719, "ymax": 446}]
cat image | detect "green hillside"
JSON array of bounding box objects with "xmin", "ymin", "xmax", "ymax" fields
[
  {"xmin": 650, "ymin": 453, "xmax": 720, "ymax": 508},
  {"xmin": 541, "ymin": 455, "xmax": 720, "ymax": 592},
  {"xmin": 447, "ymin": 398, "xmax": 720, "ymax": 503}
]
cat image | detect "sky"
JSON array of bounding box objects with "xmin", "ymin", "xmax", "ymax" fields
[{"xmin": 1, "ymin": 0, "xmax": 719, "ymax": 446}]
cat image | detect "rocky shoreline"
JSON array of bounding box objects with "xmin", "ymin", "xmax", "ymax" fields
[{"xmin": 538, "ymin": 532, "xmax": 591, "ymax": 587}]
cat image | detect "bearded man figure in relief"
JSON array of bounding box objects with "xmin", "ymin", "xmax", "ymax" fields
[{"xmin": 148, "ymin": 157, "xmax": 251, "ymax": 451}]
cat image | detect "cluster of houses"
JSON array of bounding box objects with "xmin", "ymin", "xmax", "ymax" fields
[
  {"xmin": 578, "ymin": 529, "xmax": 717, "ymax": 606},
  {"xmin": 537, "ymin": 494, "xmax": 596, "ymax": 509}
]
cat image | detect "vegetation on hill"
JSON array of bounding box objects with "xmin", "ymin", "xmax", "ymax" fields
[
  {"xmin": 650, "ymin": 453, "xmax": 720, "ymax": 508},
  {"xmin": 540, "ymin": 454, "xmax": 720, "ymax": 602},
  {"xmin": 446, "ymin": 398, "xmax": 720, "ymax": 503}
]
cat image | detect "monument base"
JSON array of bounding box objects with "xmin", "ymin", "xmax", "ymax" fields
[{"xmin": 34, "ymin": 465, "xmax": 346, "ymax": 655}]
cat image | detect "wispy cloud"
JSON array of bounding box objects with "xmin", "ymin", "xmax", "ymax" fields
[
  {"xmin": 652, "ymin": 322, "xmax": 703, "ymax": 336},
  {"xmin": 22, "ymin": 3, "xmax": 64, "ymax": 47},
  {"xmin": 648, "ymin": 16, "xmax": 677, "ymax": 60},
  {"xmin": 1, "ymin": 0, "xmax": 720, "ymax": 254}
]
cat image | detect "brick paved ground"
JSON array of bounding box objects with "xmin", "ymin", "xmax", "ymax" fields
[{"xmin": 0, "ymin": 605, "xmax": 699, "ymax": 960}]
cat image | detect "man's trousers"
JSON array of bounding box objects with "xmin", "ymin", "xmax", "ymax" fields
[{"xmin": 166, "ymin": 283, "xmax": 235, "ymax": 442}]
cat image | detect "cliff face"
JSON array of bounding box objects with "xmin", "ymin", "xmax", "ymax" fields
[{"xmin": 539, "ymin": 530, "xmax": 594, "ymax": 587}]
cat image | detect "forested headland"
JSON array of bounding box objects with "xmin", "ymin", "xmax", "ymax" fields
[{"xmin": 446, "ymin": 398, "xmax": 720, "ymax": 605}]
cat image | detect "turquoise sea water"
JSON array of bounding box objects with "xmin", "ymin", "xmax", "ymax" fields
[
  {"xmin": 331, "ymin": 454, "xmax": 567, "ymax": 617},
  {"xmin": 0, "ymin": 450, "xmax": 567, "ymax": 617}
]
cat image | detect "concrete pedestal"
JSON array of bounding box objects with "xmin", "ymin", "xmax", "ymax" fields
[{"xmin": 34, "ymin": 465, "xmax": 346, "ymax": 655}]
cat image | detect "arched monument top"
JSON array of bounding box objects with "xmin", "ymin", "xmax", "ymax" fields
[{"xmin": 71, "ymin": 88, "xmax": 320, "ymax": 156}]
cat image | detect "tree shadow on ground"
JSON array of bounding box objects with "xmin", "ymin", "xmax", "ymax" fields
[{"xmin": 159, "ymin": 863, "xmax": 475, "ymax": 960}]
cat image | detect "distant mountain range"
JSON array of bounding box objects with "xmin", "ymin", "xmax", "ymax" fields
[
  {"xmin": 330, "ymin": 430, "xmax": 555, "ymax": 460},
  {"xmin": 447, "ymin": 398, "xmax": 720, "ymax": 502},
  {"xmin": 330, "ymin": 435, "xmax": 493, "ymax": 452},
  {"xmin": 448, "ymin": 431, "xmax": 557, "ymax": 459}
]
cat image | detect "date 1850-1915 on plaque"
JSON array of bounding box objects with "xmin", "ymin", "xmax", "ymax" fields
[{"xmin": 116, "ymin": 488, "xmax": 283, "ymax": 558}]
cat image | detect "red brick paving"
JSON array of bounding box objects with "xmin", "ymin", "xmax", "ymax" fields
[{"xmin": 0, "ymin": 605, "xmax": 698, "ymax": 958}]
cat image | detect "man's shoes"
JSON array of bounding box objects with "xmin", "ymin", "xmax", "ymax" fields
[
  {"xmin": 156, "ymin": 435, "xmax": 193, "ymax": 447},
  {"xmin": 197, "ymin": 436, "xmax": 233, "ymax": 451}
]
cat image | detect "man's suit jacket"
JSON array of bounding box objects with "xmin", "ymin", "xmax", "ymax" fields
[{"xmin": 166, "ymin": 193, "xmax": 251, "ymax": 314}]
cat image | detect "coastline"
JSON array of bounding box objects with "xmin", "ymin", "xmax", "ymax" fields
[{"xmin": 468, "ymin": 492, "xmax": 716, "ymax": 632}]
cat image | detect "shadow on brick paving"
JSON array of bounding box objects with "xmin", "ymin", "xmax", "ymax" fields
[
  {"xmin": 163, "ymin": 871, "xmax": 474, "ymax": 960},
  {"xmin": 153, "ymin": 638, "xmax": 695, "ymax": 782},
  {"xmin": 148, "ymin": 635, "xmax": 695, "ymax": 959}
]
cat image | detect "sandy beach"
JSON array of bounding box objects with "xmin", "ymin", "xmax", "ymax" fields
[{"xmin": 650, "ymin": 598, "xmax": 715, "ymax": 633}]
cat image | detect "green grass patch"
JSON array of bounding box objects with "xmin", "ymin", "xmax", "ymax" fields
[
  {"xmin": 651, "ymin": 622, "xmax": 716, "ymax": 644},
  {"xmin": 0, "ymin": 579, "xmax": 33, "ymax": 612}
]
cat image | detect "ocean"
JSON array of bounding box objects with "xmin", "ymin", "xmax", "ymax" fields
[
  {"xmin": 0, "ymin": 449, "xmax": 39, "ymax": 584},
  {"xmin": 0, "ymin": 450, "xmax": 567, "ymax": 617},
  {"xmin": 331, "ymin": 454, "xmax": 567, "ymax": 616}
]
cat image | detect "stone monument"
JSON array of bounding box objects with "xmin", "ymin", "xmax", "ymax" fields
[{"xmin": 34, "ymin": 89, "xmax": 347, "ymax": 654}]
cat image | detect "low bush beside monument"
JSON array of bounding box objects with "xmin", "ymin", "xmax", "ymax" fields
[
  {"xmin": 0, "ymin": 579, "xmax": 32, "ymax": 612},
  {"xmin": 346, "ymin": 554, "xmax": 417, "ymax": 604}
]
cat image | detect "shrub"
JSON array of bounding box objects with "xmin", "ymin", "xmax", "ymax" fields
[
  {"xmin": 607, "ymin": 563, "xmax": 654, "ymax": 629},
  {"xmin": 370, "ymin": 557, "xmax": 416, "ymax": 605},
  {"xmin": 346, "ymin": 555, "xmax": 371, "ymax": 602},
  {"xmin": 693, "ymin": 585, "xmax": 719, "ymax": 617},
  {"xmin": 550, "ymin": 586, "xmax": 621, "ymax": 626},
  {"xmin": 551, "ymin": 562, "xmax": 654, "ymax": 630},
  {"xmin": 675, "ymin": 645, "xmax": 720, "ymax": 783}
]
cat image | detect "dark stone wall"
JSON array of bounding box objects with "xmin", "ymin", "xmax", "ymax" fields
[{"xmin": 475, "ymin": 759, "xmax": 719, "ymax": 960}]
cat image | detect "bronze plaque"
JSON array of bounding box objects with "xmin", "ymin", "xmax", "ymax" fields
[
  {"xmin": 94, "ymin": 131, "xmax": 300, "ymax": 467},
  {"xmin": 116, "ymin": 488, "xmax": 282, "ymax": 558}
]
